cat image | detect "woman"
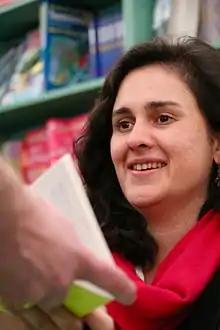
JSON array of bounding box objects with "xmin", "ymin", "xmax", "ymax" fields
[
  {"xmin": 9, "ymin": 36, "xmax": 220, "ymax": 329},
  {"xmin": 75, "ymin": 36, "xmax": 220, "ymax": 329}
]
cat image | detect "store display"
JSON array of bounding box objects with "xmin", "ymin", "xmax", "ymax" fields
[
  {"xmin": 9, "ymin": 113, "xmax": 88, "ymax": 183},
  {"xmin": 0, "ymin": 2, "xmax": 123, "ymax": 106},
  {"xmin": 1, "ymin": 29, "xmax": 43, "ymax": 106}
]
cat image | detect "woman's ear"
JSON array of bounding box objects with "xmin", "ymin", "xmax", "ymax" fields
[{"xmin": 213, "ymin": 133, "xmax": 220, "ymax": 164}]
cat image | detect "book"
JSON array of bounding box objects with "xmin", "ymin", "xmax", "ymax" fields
[
  {"xmin": 97, "ymin": 4, "xmax": 123, "ymax": 76},
  {"xmin": 31, "ymin": 154, "xmax": 114, "ymax": 316},
  {"xmin": 21, "ymin": 127, "xmax": 50, "ymax": 184},
  {"xmin": 198, "ymin": 0, "xmax": 220, "ymax": 48},
  {"xmin": 1, "ymin": 28, "xmax": 43, "ymax": 106},
  {"xmin": 46, "ymin": 114, "xmax": 87, "ymax": 164},
  {"xmin": 167, "ymin": 0, "xmax": 200, "ymax": 39},
  {"xmin": 40, "ymin": 0, "xmax": 93, "ymax": 91},
  {"xmin": 152, "ymin": 0, "xmax": 172, "ymax": 37},
  {"xmin": 88, "ymin": 16, "xmax": 101, "ymax": 78},
  {"xmin": 1, "ymin": 139, "xmax": 22, "ymax": 178}
]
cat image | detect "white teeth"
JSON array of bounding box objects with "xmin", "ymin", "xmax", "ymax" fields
[{"xmin": 132, "ymin": 162, "xmax": 165, "ymax": 171}]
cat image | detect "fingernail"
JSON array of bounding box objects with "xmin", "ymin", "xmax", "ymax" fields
[{"xmin": 116, "ymin": 280, "xmax": 137, "ymax": 305}]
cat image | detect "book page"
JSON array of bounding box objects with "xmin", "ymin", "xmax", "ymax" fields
[{"xmin": 31, "ymin": 154, "xmax": 114, "ymax": 264}]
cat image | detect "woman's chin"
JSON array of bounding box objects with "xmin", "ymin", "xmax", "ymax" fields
[{"xmin": 127, "ymin": 192, "xmax": 164, "ymax": 210}]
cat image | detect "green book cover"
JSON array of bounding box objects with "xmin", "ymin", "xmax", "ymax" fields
[{"xmin": 64, "ymin": 281, "xmax": 113, "ymax": 317}]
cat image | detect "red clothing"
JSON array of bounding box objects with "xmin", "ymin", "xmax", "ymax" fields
[{"xmin": 107, "ymin": 210, "xmax": 220, "ymax": 330}]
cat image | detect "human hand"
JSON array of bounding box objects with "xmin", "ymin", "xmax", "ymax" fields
[
  {"xmin": 4, "ymin": 306, "xmax": 114, "ymax": 330},
  {"xmin": 0, "ymin": 312, "xmax": 28, "ymax": 330},
  {"xmin": 0, "ymin": 157, "xmax": 136, "ymax": 310},
  {"xmin": 0, "ymin": 307, "xmax": 83, "ymax": 330}
]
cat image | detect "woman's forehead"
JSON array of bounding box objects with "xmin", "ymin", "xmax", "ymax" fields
[{"xmin": 113, "ymin": 65, "xmax": 196, "ymax": 112}]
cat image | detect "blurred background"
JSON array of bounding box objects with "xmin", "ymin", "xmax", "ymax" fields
[{"xmin": 0, "ymin": 0, "xmax": 218, "ymax": 184}]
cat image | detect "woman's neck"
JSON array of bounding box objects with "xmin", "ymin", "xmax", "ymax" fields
[{"xmin": 142, "ymin": 193, "xmax": 207, "ymax": 283}]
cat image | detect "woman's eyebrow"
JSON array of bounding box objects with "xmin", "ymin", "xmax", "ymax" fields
[
  {"xmin": 112, "ymin": 101, "xmax": 181, "ymax": 118},
  {"xmin": 112, "ymin": 107, "xmax": 131, "ymax": 118},
  {"xmin": 144, "ymin": 100, "xmax": 181, "ymax": 110}
]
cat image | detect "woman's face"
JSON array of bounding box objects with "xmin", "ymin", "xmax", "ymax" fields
[{"xmin": 110, "ymin": 64, "xmax": 219, "ymax": 211}]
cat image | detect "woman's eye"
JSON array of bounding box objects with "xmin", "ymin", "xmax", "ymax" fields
[
  {"xmin": 156, "ymin": 114, "xmax": 174, "ymax": 124},
  {"xmin": 118, "ymin": 120, "xmax": 133, "ymax": 131}
]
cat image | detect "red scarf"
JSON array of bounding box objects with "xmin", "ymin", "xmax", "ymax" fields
[{"xmin": 107, "ymin": 210, "xmax": 220, "ymax": 330}]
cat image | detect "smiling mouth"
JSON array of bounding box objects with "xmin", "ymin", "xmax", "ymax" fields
[{"xmin": 129, "ymin": 162, "xmax": 167, "ymax": 171}]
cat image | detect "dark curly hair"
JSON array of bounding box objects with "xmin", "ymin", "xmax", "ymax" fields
[{"xmin": 75, "ymin": 37, "xmax": 220, "ymax": 269}]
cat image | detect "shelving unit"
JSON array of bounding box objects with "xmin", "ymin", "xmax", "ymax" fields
[
  {"xmin": 0, "ymin": 0, "xmax": 154, "ymax": 139},
  {"xmin": 0, "ymin": 0, "xmax": 38, "ymax": 42},
  {"xmin": 0, "ymin": 78, "xmax": 104, "ymax": 138}
]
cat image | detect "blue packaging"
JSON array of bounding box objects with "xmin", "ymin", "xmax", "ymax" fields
[
  {"xmin": 97, "ymin": 6, "xmax": 124, "ymax": 76},
  {"xmin": 40, "ymin": 0, "xmax": 93, "ymax": 91},
  {"xmin": 88, "ymin": 16, "xmax": 100, "ymax": 78}
]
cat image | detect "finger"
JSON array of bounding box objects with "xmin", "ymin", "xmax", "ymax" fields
[
  {"xmin": 77, "ymin": 248, "xmax": 136, "ymax": 305},
  {"xmin": 0, "ymin": 312, "xmax": 29, "ymax": 330},
  {"xmin": 41, "ymin": 306, "xmax": 83, "ymax": 330},
  {"xmin": 17, "ymin": 307, "xmax": 59, "ymax": 330},
  {"xmin": 37, "ymin": 285, "xmax": 68, "ymax": 311},
  {"xmin": 84, "ymin": 308, "xmax": 114, "ymax": 330}
]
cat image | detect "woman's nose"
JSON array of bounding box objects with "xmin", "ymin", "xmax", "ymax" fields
[{"xmin": 127, "ymin": 121, "xmax": 155, "ymax": 151}]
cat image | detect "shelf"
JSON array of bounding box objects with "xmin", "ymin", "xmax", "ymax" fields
[
  {"xmin": 0, "ymin": 77, "xmax": 104, "ymax": 138},
  {"xmin": 0, "ymin": 0, "xmax": 38, "ymax": 42},
  {"xmin": 0, "ymin": 0, "xmax": 154, "ymax": 138},
  {"xmin": 0, "ymin": 0, "xmax": 120, "ymax": 42}
]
